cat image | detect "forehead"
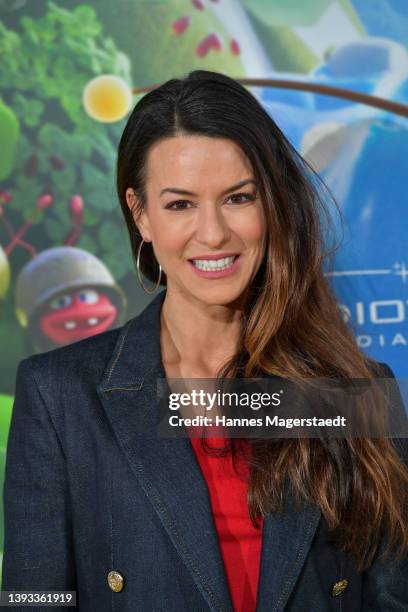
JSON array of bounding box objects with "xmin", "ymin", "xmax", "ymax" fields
[{"xmin": 144, "ymin": 135, "xmax": 253, "ymax": 189}]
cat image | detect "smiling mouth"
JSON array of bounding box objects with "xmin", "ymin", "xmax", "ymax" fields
[
  {"xmin": 189, "ymin": 255, "xmax": 239, "ymax": 272},
  {"xmin": 51, "ymin": 316, "xmax": 108, "ymax": 331}
]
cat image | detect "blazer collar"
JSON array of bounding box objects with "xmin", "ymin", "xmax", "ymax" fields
[
  {"xmin": 97, "ymin": 290, "xmax": 321, "ymax": 612},
  {"xmin": 98, "ymin": 289, "xmax": 167, "ymax": 392}
]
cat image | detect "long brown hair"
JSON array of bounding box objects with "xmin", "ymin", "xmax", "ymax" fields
[{"xmin": 116, "ymin": 69, "xmax": 408, "ymax": 572}]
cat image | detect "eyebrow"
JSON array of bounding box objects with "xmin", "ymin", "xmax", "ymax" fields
[{"xmin": 159, "ymin": 178, "xmax": 258, "ymax": 198}]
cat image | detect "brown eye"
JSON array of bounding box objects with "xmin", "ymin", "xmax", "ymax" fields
[
  {"xmin": 165, "ymin": 200, "xmax": 193, "ymax": 211},
  {"xmin": 227, "ymin": 192, "xmax": 256, "ymax": 204}
]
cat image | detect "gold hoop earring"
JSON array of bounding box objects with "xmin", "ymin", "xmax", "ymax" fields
[{"xmin": 136, "ymin": 238, "xmax": 162, "ymax": 294}]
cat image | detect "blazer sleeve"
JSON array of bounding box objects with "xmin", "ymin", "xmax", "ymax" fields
[
  {"xmin": 2, "ymin": 357, "xmax": 77, "ymax": 604},
  {"xmin": 362, "ymin": 362, "xmax": 408, "ymax": 611}
]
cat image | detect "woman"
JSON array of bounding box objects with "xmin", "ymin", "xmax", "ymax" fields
[{"xmin": 2, "ymin": 70, "xmax": 408, "ymax": 612}]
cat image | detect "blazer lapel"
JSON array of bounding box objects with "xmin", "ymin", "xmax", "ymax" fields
[
  {"xmin": 256, "ymin": 492, "xmax": 321, "ymax": 612},
  {"xmin": 97, "ymin": 289, "xmax": 322, "ymax": 612},
  {"xmin": 97, "ymin": 290, "xmax": 233, "ymax": 611}
]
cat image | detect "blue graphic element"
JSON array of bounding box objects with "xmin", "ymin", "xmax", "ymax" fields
[{"xmin": 260, "ymin": 37, "xmax": 408, "ymax": 376}]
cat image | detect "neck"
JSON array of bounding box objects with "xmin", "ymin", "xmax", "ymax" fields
[{"xmin": 160, "ymin": 289, "xmax": 246, "ymax": 372}]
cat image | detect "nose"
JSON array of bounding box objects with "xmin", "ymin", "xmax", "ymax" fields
[{"xmin": 195, "ymin": 202, "xmax": 231, "ymax": 248}]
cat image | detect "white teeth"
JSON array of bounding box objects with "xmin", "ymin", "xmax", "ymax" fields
[
  {"xmin": 64, "ymin": 321, "xmax": 77, "ymax": 330},
  {"xmin": 64, "ymin": 318, "xmax": 99, "ymax": 330},
  {"xmin": 192, "ymin": 256, "xmax": 236, "ymax": 271}
]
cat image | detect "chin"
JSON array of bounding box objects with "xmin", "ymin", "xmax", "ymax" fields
[{"xmin": 190, "ymin": 285, "xmax": 247, "ymax": 307}]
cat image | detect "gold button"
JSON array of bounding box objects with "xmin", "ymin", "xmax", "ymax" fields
[
  {"xmin": 107, "ymin": 570, "xmax": 125, "ymax": 592},
  {"xmin": 332, "ymin": 579, "xmax": 348, "ymax": 596}
]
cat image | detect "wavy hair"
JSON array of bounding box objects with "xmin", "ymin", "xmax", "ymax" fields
[{"xmin": 116, "ymin": 69, "xmax": 408, "ymax": 571}]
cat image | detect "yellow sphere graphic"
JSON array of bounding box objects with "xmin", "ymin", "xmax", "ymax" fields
[{"xmin": 82, "ymin": 75, "xmax": 133, "ymax": 123}]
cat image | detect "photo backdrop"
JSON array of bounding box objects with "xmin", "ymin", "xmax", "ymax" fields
[{"xmin": 1, "ymin": 0, "xmax": 407, "ymax": 571}]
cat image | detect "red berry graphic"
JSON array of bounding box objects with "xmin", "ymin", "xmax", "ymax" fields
[
  {"xmin": 196, "ymin": 33, "xmax": 221, "ymax": 57},
  {"xmin": 0, "ymin": 192, "xmax": 12, "ymax": 203},
  {"xmin": 172, "ymin": 15, "xmax": 190, "ymax": 34},
  {"xmin": 208, "ymin": 33, "xmax": 221, "ymax": 50},
  {"xmin": 196, "ymin": 37, "xmax": 211, "ymax": 57},
  {"xmin": 230, "ymin": 39, "xmax": 240, "ymax": 55},
  {"xmin": 37, "ymin": 194, "xmax": 53, "ymax": 210},
  {"xmin": 192, "ymin": 0, "xmax": 204, "ymax": 10},
  {"xmin": 70, "ymin": 195, "xmax": 84, "ymax": 216}
]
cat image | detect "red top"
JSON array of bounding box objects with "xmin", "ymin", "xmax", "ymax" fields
[{"xmin": 189, "ymin": 436, "xmax": 264, "ymax": 612}]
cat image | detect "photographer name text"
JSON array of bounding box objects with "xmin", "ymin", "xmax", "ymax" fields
[{"xmin": 167, "ymin": 415, "xmax": 348, "ymax": 428}]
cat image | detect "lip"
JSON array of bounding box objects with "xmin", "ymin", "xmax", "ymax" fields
[
  {"xmin": 188, "ymin": 252, "xmax": 240, "ymax": 261},
  {"xmin": 188, "ymin": 254, "xmax": 241, "ymax": 279}
]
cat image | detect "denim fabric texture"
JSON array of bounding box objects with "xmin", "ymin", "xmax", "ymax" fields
[{"xmin": 2, "ymin": 289, "xmax": 408, "ymax": 611}]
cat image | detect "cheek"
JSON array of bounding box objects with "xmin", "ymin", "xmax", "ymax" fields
[
  {"xmin": 232, "ymin": 208, "xmax": 266, "ymax": 245},
  {"xmin": 150, "ymin": 227, "xmax": 187, "ymax": 264},
  {"xmin": 148, "ymin": 213, "xmax": 186, "ymax": 255}
]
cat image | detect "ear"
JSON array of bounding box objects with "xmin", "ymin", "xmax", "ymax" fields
[{"xmin": 125, "ymin": 188, "xmax": 152, "ymax": 241}]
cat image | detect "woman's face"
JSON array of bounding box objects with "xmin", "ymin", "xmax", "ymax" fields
[{"xmin": 126, "ymin": 135, "xmax": 267, "ymax": 306}]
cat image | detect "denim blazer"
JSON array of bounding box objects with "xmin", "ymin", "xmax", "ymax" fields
[{"xmin": 2, "ymin": 289, "xmax": 408, "ymax": 612}]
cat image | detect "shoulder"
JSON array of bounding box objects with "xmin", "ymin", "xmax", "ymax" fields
[
  {"xmin": 366, "ymin": 360, "xmax": 408, "ymax": 462},
  {"xmin": 16, "ymin": 321, "xmax": 128, "ymax": 392},
  {"xmin": 365, "ymin": 358, "xmax": 397, "ymax": 378}
]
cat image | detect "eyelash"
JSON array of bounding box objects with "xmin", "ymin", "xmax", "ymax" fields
[{"xmin": 165, "ymin": 192, "xmax": 257, "ymax": 211}]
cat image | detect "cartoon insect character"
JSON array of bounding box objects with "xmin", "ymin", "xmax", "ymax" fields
[
  {"xmin": 1, "ymin": 191, "xmax": 126, "ymax": 352},
  {"xmin": 15, "ymin": 246, "xmax": 126, "ymax": 352}
]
